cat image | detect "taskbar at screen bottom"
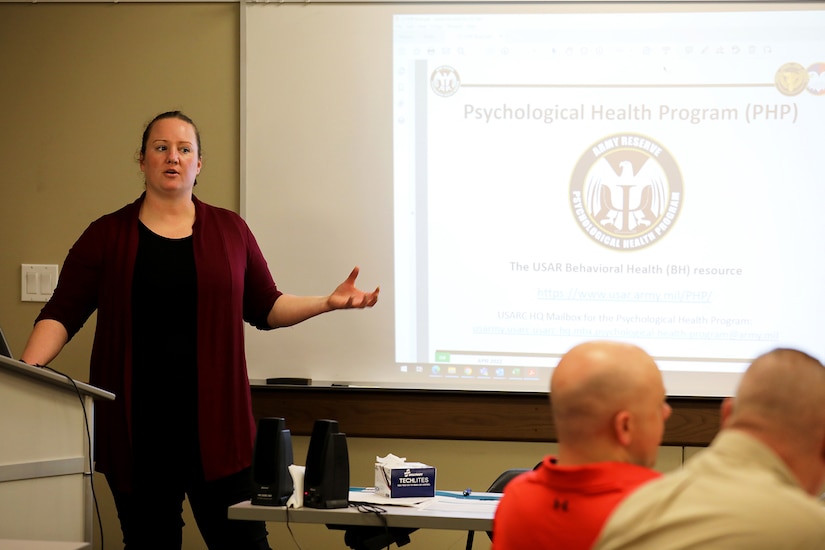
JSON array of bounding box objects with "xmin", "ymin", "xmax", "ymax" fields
[{"xmin": 397, "ymin": 362, "xmax": 546, "ymax": 384}]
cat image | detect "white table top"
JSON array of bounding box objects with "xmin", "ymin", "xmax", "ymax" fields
[
  {"xmin": 0, "ymin": 542, "xmax": 90, "ymax": 550},
  {"xmin": 229, "ymin": 490, "xmax": 499, "ymax": 532}
]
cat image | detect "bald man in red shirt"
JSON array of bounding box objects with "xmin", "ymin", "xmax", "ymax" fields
[{"xmin": 492, "ymin": 340, "xmax": 671, "ymax": 550}]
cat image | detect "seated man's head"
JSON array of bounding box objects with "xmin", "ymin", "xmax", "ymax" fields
[
  {"xmin": 551, "ymin": 341, "xmax": 671, "ymax": 468},
  {"xmin": 721, "ymin": 348, "xmax": 825, "ymax": 496}
]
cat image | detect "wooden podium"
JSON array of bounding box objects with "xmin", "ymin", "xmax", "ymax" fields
[{"xmin": 0, "ymin": 354, "xmax": 114, "ymax": 545}]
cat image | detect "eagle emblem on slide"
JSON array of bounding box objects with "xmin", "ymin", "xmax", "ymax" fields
[
  {"xmin": 589, "ymin": 154, "xmax": 666, "ymax": 233},
  {"xmin": 569, "ymin": 133, "xmax": 683, "ymax": 251},
  {"xmin": 430, "ymin": 66, "xmax": 461, "ymax": 97}
]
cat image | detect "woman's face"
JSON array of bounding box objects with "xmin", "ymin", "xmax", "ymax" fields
[{"xmin": 139, "ymin": 117, "xmax": 202, "ymax": 197}]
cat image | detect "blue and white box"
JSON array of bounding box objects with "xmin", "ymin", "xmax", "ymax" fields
[{"xmin": 374, "ymin": 455, "xmax": 436, "ymax": 498}]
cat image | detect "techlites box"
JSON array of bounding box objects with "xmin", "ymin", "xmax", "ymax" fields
[{"xmin": 374, "ymin": 461, "xmax": 436, "ymax": 498}]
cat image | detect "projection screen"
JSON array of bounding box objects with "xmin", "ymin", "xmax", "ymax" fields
[{"xmin": 242, "ymin": 1, "xmax": 825, "ymax": 396}]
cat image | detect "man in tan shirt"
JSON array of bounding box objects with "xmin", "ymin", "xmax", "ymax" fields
[{"xmin": 594, "ymin": 348, "xmax": 825, "ymax": 550}]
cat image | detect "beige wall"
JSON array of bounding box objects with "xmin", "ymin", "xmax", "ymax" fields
[
  {"xmin": 0, "ymin": 4, "xmax": 694, "ymax": 549},
  {"xmin": 0, "ymin": 2, "xmax": 240, "ymax": 374}
]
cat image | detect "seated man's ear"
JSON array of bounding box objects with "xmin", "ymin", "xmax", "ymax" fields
[
  {"xmin": 720, "ymin": 397, "xmax": 735, "ymax": 427},
  {"xmin": 819, "ymin": 435, "xmax": 825, "ymax": 463},
  {"xmin": 613, "ymin": 410, "xmax": 632, "ymax": 446}
]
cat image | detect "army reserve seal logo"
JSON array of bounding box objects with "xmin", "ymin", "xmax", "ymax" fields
[
  {"xmin": 570, "ymin": 133, "xmax": 683, "ymax": 250},
  {"xmin": 431, "ymin": 66, "xmax": 460, "ymax": 97}
]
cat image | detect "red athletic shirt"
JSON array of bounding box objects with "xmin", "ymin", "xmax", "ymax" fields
[{"xmin": 492, "ymin": 456, "xmax": 661, "ymax": 550}]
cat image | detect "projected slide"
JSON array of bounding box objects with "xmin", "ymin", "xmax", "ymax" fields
[{"xmin": 393, "ymin": 10, "xmax": 825, "ymax": 392}]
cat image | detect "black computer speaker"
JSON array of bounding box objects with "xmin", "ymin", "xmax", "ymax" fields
[
  {"xmin": 304, "ymin": 419, "xmax": 350, "ymax": 509},
  {"xmin": 251, "ymin": 417, "xmax": 294, "ymax": 506}
]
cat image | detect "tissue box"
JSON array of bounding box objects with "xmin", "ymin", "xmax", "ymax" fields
[{"xmin": 375, "ymin": 461, "xmax": 436, "ymax": 498}]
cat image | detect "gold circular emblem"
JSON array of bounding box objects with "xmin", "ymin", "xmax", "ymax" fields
[{"xmin": 775, "ymin": 62, "xmax": 809, "ymax": 96}]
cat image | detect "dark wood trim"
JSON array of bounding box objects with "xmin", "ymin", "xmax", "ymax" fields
[{"xmin": 252, "ymin": 386, "xmax": 722, "ymax": 447}]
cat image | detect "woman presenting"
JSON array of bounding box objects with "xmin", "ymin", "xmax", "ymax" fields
[{"xmin": 21, "ymin": 111, "xmax": 379, "ymax": 550}]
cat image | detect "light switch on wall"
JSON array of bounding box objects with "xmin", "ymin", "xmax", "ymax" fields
[{"xmin": 21, "ymin": 264, "xmax": 59, "ymax": 302}]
